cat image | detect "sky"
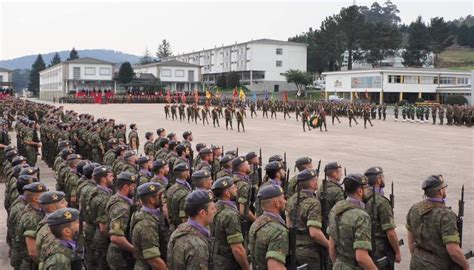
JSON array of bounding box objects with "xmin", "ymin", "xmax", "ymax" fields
[{"xmin": 0, "ymin": 0, "xmax": 473, "ymax": 60}]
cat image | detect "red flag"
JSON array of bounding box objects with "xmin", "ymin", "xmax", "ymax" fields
[
  {"xmin": 166, "ymin": 90, "xmax": 171, "ymax": 102},
  {"xmin": 181, "ymin": 92, "xmax": 186, "ymax": 103},
  {"xmin": 233, "ymin": 87, "xmax": 238, "ymax": 98},
  {"xmin": 284, "ymin": 91, "xmax": 289, "ymax": 103},
  {"xmin": 194, "ymin": 90, "xmax": 199, "ymax": 103}
]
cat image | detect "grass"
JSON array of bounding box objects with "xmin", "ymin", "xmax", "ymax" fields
[{"xmin": 439, "ymin": 47, "xmax": 474, "ymax": 70}]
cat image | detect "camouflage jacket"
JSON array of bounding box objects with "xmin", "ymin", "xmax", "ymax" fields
[
  {"xmin": 43, "ymin": 240, "xmax": 73, "ymax": 270},
  {"xmin": 166, "ymin": 180, "xmax": 192, "ymax": 228},
  {"xmin": 17, "ymin": 204, "xmax": 45, "ymax": 258},
  {"xmin": 317, "ymin": 180, "xmax": 346, "ymax": 213}
]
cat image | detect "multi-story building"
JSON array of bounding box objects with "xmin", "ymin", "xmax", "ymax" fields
[{"xmin": 0, "ymin": 67, "xmax": 14, "ymax": 90}]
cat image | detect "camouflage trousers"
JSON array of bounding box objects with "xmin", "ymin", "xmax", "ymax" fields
[
  {"xmin": 93, "ymin": 229, "xmax": 110, "ymax": 270},
  {"xmin": 295, "ymin": 246, "xmax": 322, "ymax": 270}
]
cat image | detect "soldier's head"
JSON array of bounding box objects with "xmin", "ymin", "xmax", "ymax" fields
[
  {"xmin": 295, "ymin": 156, "xmax": 313, "ymax": 172},
  {"xmin": 47, "ymin": 208, "xmax": 80, "ymax": 240},
  {"xmin": 325, "ymin": 162, "xmax": 343, "ymax": 182},
  {"xmin": 212, "ymin": 177, "xmax": 237, "ymax": 201},
  {"xmin": 116, "ymin": 172, "xmax": 137, "ymax": 198},
  {"xmin": 176, "ymin": 144, "xmax": 190, "ymax": 158},
  {"xmin": 138, "ymin": 182, "xmax": 163, "ymax": 209},
  {"xmin": 265, "ymin": 161, "xmax": 286, "ymax": 181},
  {"xmin": 219, "ymin": 155, "xmax": 233, "ymax": 170},
  {"xmin": 232, "ymin": 156, "xmax": 250, "ymax": 174},
  {"xmin": 145, "ymin": 131, "xmax": 154, "ymax": 142},
  {"xmin": 107, "ymin": 138, "xmax": 118, "ymax": 149},
  {"xmin": 344, "ymin": 174, "xmax": 370, "ymax": 202},
  {"xmin": 174, "ymin": 163, "xmax": 190, "ymax": 180},
  {"xmin": 364, "ymin": 166, "xmax": 385, "ymax": 188},
  {"xmin": 39, "ymin": 191, "xmax": 68, "ymax": 214},
  {"xmin": 16, "ymin": 175, "xmax": 39, "ymax": 195},
  {"xmin": 192, "ymin": 170, "xmax": 213, "ymax": 190},
  {"xmin": 152, "ymin": 159, "xmax": 169, "ymax": 176},
  {"xmin": 199, "ymin": 147, "xmax": 213, "ymax": 162},
  {"xmin": 138, "ymin": 156, "xmax": 152, "ymax": 170},
  {"xmin": 123, "ymin": 151, "xmax": 137, "ymax": 164},
  {"xmin": 23, "ymin": 182, "xmax": 49, "ymax": 205},
  {"xmin": 77, "ymin": 160, "xmax": 90, "ymax": 176},
  {"xmin": 159, "ymin": 138, "xmax": 170, "ymax": 149},
  {"xmin": 211, "ymin": 145, "xmax": 222, "ymax": 158},
  {"xmin": 297, "ymin": 169, "xmax": 319, "ymax": 192},
  {"xmin": 156, "ymin": 128, "xmax": 166, "ymax": 138},
  {"xmin": 130, "ymin": 123, "xmax": 137, "ymax": 130},
  {"xmin": 183, "ymin": 130, "xmax": 193, "ymax": 142},
  {"xmin": 257, "ymin": 185, "xmax": 286, "ymax": 215},
  {"xmin": 245, "ymin": 151, "xmax": 259, "ymax": 166},
  {"xmin": 83, "ymin": 162, "xmax": 100, "ymax": 180},
  {"xmin": 168, "ymin": 140, "xmax": 178, "ymax": 152},
  {"xmin": 66, "ymin": 154, "xmax": 82, "ymax": 169},
  {"xmin": 167, "ymin": 132, "xmax": 176, "ymax": 141},
  {"xmin": 422, "ymin": 175, "xmax": 447, "ymax": 199},
  {"xmin": 185, "ymin": 190, "xmax": 216, "ymax": 226},
  {"xmin": 93, "ymin": 166, "xmax": 114, "ymax": 188}
]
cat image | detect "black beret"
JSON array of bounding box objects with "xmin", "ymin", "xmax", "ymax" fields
[
  {"xmin": 176, "ymin": 144, "xmax": 186, "ymax": 152},
  {"xmin": 268, "ymin": 155, "xmax": 283, "ymax": 162},
  {"xmin": 17, "ymin": 175, "xmax": 39, "ymax": 185},
  {"xmin": 156, "ymin": 128, "xmax": 165, "ymax": 134},
  {"xmin": 84, "ymin": 163, "xmax": 101, "ymax": 178},
  {"xmin": 12, "ymin": 156, "xmax": 27, "ymax": 166},
  {"xmin": 212, "ymin": 176, "xmax": 234, "ymax": 191},
  {"xmin": 152, "ymin": 159, "xmax": 168, "ymax": 171},
  {"xmin": 77, "ymin": 160, "xmax": 90, "ymax": 175},
  {"xmin": 183, "ymin": 130, "xmax": 192, "ymax": 137},
  {"xmin": 13, "ymin": 164, "xmax": 30, "ymax": 176},
  {"xmin": 61, "ymin": 149, "xmax": 75, "ymax": 159},
  {"xmin": 185, "ymin": 190, "xmax": 214, "ymax": 207},
  {"xmin": 196, "ymin": 143, "xmax": 207, "ymax": 151},
  {"xmin": 220, "ymin": 155, "xmax": 234, "ymax": 164},
  {"xmin": 265, "ymin": 161, "xmax": 283, "ymax": 171},
  {"xmin": 5, "ymin": 149, "xmax": 19, "ymax": 159},
  {"xmin": 114, "ymin": 145, "xmax": 128, "ymax": 153},
  {"xmin": 422, "ymin": 175, "xmax": 446, "ymax": 190},
  {"xmin": 245, "ymin": 152, "xmax": 257, "ymax": 161},
  {"xmin": 116, "ymin": 172, "xmax": 138, "ymax": 183},
  {"xmin": 169, "ymin": 140, "xmax": 178, "ymax": 147},
  {"xmin": 67, "ymin": 154, "xmax": 82, "ymax": 162},
  {"xmin": 93, "ymin": 166, "xmax": 112, "ymax": 177},
  {"xmin": 137, "ymin": 156, "xmax": 151, "ymax": 165},
  {"xmin": 145, "ymin": 131, "xmax": 153, "ymax": 138},
  {"xmin": 23, "ymin": 182, "xmax": 49, "ymax": 193},
  {"xmin": 39, "ymin": 191, "xmax": 65, "ymax": 204},
  {"xmin": 297, "ymin": 169, "xmax": 318, "ymax": 182},
  {"xmin": 192, "ymin": 169, "xmax": 212, "ymax": 181},
  {"xmin": 174, "ymin": 162, "xmax": 190, "ymax": 172},
  {"xmin": 325, "ymin": 162, "xmax": 342, "ymax": 172},
  {"xmin": 232, "ymin": 156, "xmax": 246, "ymax": 168},
  {"xmin": 364, "ymin": 166, "xmax": 384, "ymax": 176},
  {"xmin": 167, "ymin": 132, "xmax": 176, "ymax": 139},
  {"xmin": 4, "ymin": 145, "xmax": 16, "ymax": 153},
  {"xmin": 295, "ymin": 156, "xmax": 312, "ymax": 167},
  {"xmin": 159, "ymin": 138, "xmax": 170, "ymax": 147},
  {"xmin": 199, "ymin": 147, "xmax": 212, "ymax": 155},
  {"xmin": 344, "ymin": 174, "xmax": 368, "ymax": 187},
  {"xmin": 257, "ymin": 184, "xmax": 284, "ymax": 200},
  {"xmin": 123, "ymin": 150, "xmax": 136, "ymax": 160},
  {"xmin": 57, "ymin": 140, "xmax": 71, "ymax": 148},
  {"xmin": 225, "ymin": 150, "xmax": 238, "ymax": 157},
  {"xmin": 47, "ymin": 208, "xmax": 79, "ymax": 226},
  {"xmin": 20, "ymin": 167, "xmax": 39, "ymax": 176},
  {"xmin": 137, "ymin": 182, "xmax": 161, "ymax": 197}
]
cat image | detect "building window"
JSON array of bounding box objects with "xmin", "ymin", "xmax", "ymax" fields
[
  {"xmin": 276, "ymin": 61, "xmax": 283, "ymax": 67},
  {"xmin": 161, "ymin": 69, "xmax": 171, "ymax": 77},
  {"xmin": 276, "ymin": 48, "xmax": 283, "ymax": 55},
  {"xmin": 73, "ymin": 67, "xmax": 81, "ymax": 80},
  {"xmin": 85, "ymin": 67, "xmax": 96, "ymax": 75},
  {"xmin": 439, "ymin": 77, "xmax": 455, "ymax": 85},
  {"xmin": 0, "ymin": 75, "xmax": 3, "ymax": 82},
  {"xmin": 388, "ymin": 75, "xmax": 402, "ymax": 83},
  {"xmin": 457, "ymin": 77, "xmax": 469, "ymax": 85},
  {"xmin": 351, "ymin": 76, "xmax": 382, "ymax": 88},
  {"xmin": 420, "ymin": 76, "xmax": 436, "ymax": 84},
  {"xmin": 175, "ymin": 70, "xmax": 185, "ymax": 77},
  {"xmin": 403, "ymin": 76, "xmax": 418, "ymax": 84},
  {"xmin": 99, "ymin": 68, "xmax": 111, "ymax": 75}
]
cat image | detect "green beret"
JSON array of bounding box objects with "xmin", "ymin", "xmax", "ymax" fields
[
  {"xmin": 47, "ymin": 208, "xmax": 79, "ymax": 226},
  {"xmin": 245, "ymin": 152, "xmax": 257, "ymax": 161},
  {"xmin": 185, "ymin": 190, "xmax": 214, "ymax": 207},
  {"xmin": 422, "ymin": 175, "xmax": 446, "ymax": 190},
  {"xmin": 232, "ymin": 156, "xmax": 246, "ymax": 168},
  {"xmin": 116, "ymin": 172, "xmax": 137, "ymax": 183},
  {"xmin": 265, "ymin": 161, "xmax": 283, "ymax": 171},
  {"xmin": 137, "ymin": 156, "xmax": 151, "ymax": 165},
  {"xmin": 23, "ymin": 182, "xmax": 49, "ymax": 193},
  {"xmin": 325, "ymin": 162, "xmax": 341, "ymax": 172},
  {"xmin": 192, "ymin": 170, "xmax": 212, "ymax": 181},
  {"xmin": 212, "ymin": 177, "xmax": 234, "ymax": 191},
  {"xmin": 295, "ymin": 156, "xmax": 312, "ymax": 167},
  {"xmin": 257, "ymin": 184, "xmax": 284, "ymax": 200},
  {"xmin": 39, "ymin": 191, "xmax": 65, "ymax": 204},
  {"xmin": 344, "ymin": 174, "xmax": 368, "ymax": 187},
  {"xmin": 297, "ymin": 169, "xmax": 318, "ymax": 182},
  {"xmin": 364, "ymin": 166, "xmax": 384, "ymax": 176},
  {"xmin": 174, "ymin": 162, "xmax": 190, "ymax": 172},
  {"xmin": 220, "ymin": 155, "xmax": 234, "ymax": 164},
  {"xmin": 268, "ymin": 155, "xmax": 283, "ymax": 162},
  {"xmin": 152, "ymin": 159, "xmax": 168, "ymax": 171},
  {"xmin": 137, "ymin": 182, "xmax": 161, "ymax": 197}
]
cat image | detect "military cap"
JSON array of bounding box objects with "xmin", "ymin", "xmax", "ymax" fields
[
  {"xmin": 47, "ymin": 208, "xmax": 79, "ymax": 226},
  {"xmin": 156, "ymin": 128, "xmax": 165, "ymax": 134},
  {"xmin": 232, "ymin": 156, "xmax": 246, "ymax": 168},
  {"xmin": 123, "ymin": 150, "xmax": 136, "ymax": 160},
  {"xmin": 13, "ymin": 164, "xmax": 30, "ymax": 176},
  {"xmin": 422, "ymin": 175, "xmax": 447, "ymax": 190},
  {"xmin": 84, "ymin": 163, "xmax": 101, "ymax": 178},
  {"xmin": 324, "ymin": 162, "xmax": 342, "ymax": 172},
  {"xmin": 77, "ymin": 160, "xmax": 90, "ymax": 175},
  {"xmin": 220, "ymin": 154, "xmax": 234, "ymax": 164},
  {"xmin": 152, "ymin": 159, "xmax": 167, "ymax": 171},
  {"xmin": 12, "ymin": 156, "xmax": 27, "ymax": 166},
  {"xmin": 137, "ymin": 182, "xmax": 161, "ymax": 197},
  {"xmin": 114, "ymin": 145, "xmax": 128, "ymax": 153},
  {"xmin": 265, "ymin": 161, "xmax": 283, "ymax": 171},
  {"xmin": 268, "ymin": 155, "xmax": 283, "ymax": 162},
  {"xmin": 344, "ymin": 174, "xmax": 369, "ymax": 187},
  {"xmin": 212, "ymin": 176, "xmax": 234, "ymax": 191},
  {"xmin": 199, "ymin": 147, "xmax": 212, "ymax": 155},
  {"xmin": 192, "ymin": 169, "xmax": 212, "ymax": 180},
  {"xmin": 245, "ymin": 151, "xmax": 257, "ymax": 161},
  {"xmin": 364, "ymin": 166, "xmax": 384, "ymax": 176},
  {"xmin": 4, "ymin": 145, "xmax": 16, "ymax": 153},
  {"xmin": 225, "ymin": 150, "xmax": 238, "ymax": 157},
  {"xmin": 183, "ymin": 130, "xmax": 192, "ymax": 138},
  {"xmin": 185, "ymin": 190, "xmax": 214, "ymax": 207},
  {"xmin": 138, "ymin": 156, "xmax": 151, "ymax": 165},
  {"xmin": 297, "ymin": 169, "xmax": 318, "ymax": 182},
  {"xmin": 167, "ymin": 132, "xmax": 176, "ymax": 139},
  {"xmin": 176, "ymin": 144, "xmax": 187, "ymax": 152},
  {"xmin": 116, "ymin": 171, "xmax": 138, "ymax": 183},
  {"xmin": 61, "ymin": 149, "xmax": 75, "ymax": 159},
  {"xmin": 211, "ymin": 144, "xmax": 221, "ymax": 151},
  {"xmin": 23, "ymin": 182, "xmax": 48, "ymax": 193},
  {"xmin": 130, "ymin": 123, "xmax": 137, "ymax": 129},
  {"xmin": 67, "ymin": 154, "xmax": 82, "ymax": 162},
  {"xmin": 295, "ymin": 157, "xmax": 312, "ymax": 167},
  {"xmin": 169, "ymin": 140, "xmax": 178, "ymax": 147},
  {"xmin": 93, "ymin": 165, "xmax": 112, "ymax": 177},
  {"xmin": 196, "ymin": 143, "xmax": 207, "ymax": 152},
  {"xmin": 39, "ymin": 191, "xmax": 65, "ymax": 204},
  {"xmin": 17, "ymin": 175, "xmax": 39, "ymax": 185},
  {"xmin": 257, "ymin": 184, "xmax": 284, "ymax": 200},
  {"xmin": 107, "ymin": 138, "xmax": 118, "ymax": 146},
  {"xmin": 57, "ymin": 140, "xmax": 71, "ymax": 148},
  {"xmin": 145, "ymin": 131, "xmax": 153, "ymax": 139},
  {"xmin": 5, "ymin": 149, "xmax": 19, "ymax": 159},
  {"xmin": 174, "ymin": 162, "xmax": 190, "ymax": 172},
  {"xmin": 159, "ymin": 138, "xmax": 170, "ymax": 147},
  {"xmin": 20, "ymin": 167, "xmax": 39, "ymax": 176}
]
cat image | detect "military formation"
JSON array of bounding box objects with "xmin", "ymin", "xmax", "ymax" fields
[
  {"xmin": 395, "ymin": 103, "xmax": 473, "ymax": 127},
  {"xmin": 0, "ymin": 96, "xmax": 472, "ymax": 270}
]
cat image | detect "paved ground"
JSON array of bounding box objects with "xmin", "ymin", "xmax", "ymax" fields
[{"xmin": 1, "ymin": 101, "xmax": 472, "ymax": 269}]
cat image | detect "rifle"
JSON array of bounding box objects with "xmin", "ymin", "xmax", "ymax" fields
[
  {"xmin": 390, "ymin": 182, "xmax": 395, "ymax": 209},
  {"xmin": 257, "ymin": 149, "xmax": 263, "ymax": 187},
  {"xmin": 189, "ymin": 149, "xmax": 194, "ymax": 176},
  {"xmin": 316, "ymin": 160, "xmax": 321, "ymax": 177},
  {"xmin": 344, "ymin": 167, "xmax": 346, "ymax": 177},
  {"xmin": 371, "ymin": 185, "xmax": 377, "ymax": 260},
  {"xmin": 242, "ymin": 177, "xmax": 254, "ymax": 254},
  {"xmin": 288, "ymin": 186, "xmax": 302, "ymax": 270},
  {"xmin": 221, "ymin": 145, "xmax": 224, "ymax": 157},
  {"xmin": 283, "ymin": 152, "xmax": 287, "ymax": 171},
  {"xmin": 71, "ymin": 206, "xmax": 84, "ymax": 270},
  {"xmin": 124, "ymin": 167, "xmax": 141, "ymax": 267},
  {"xmin": 457, "ymin": 185, "xmax": 464, "ymax": 247},
  {"xmin": 236, "ymin": 147, "xmax": 239, "ymax": 156},
  {"xmin": 320, "ymin": 171, "xmax": 329, "ymax": 270}
]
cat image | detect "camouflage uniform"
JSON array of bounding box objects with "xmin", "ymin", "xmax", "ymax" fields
[
  {"xmin": 42, "ymin": 240, "xmax": 73, "ymax": 270},
  {"xmin": 17, "ymin": 204, "xmax": 45, "ymax": 269},
  {"xmin": 103, "ymin": 149, "xmax": 116, "ymax": 167},
  {"xmin": 90, "ymin": 132, "xmax": 104, "ymax": 163},
  {"xmin": 106, "ymin": 193, "xmax": 133, "ymax": 269},
  {"xmin": 35, "ymin": 217, "xmax": 56, "ymax": 270},
  {"xmin": 8, "ymin": 196, "xmax": 28, "ymax": 268},
  {"xmin": 143, "ymin": 141, "xmax": 155, "ymax": 158},
  {"xmin": 317, "ymin": 181, "xmax": 345, "ymax": 212},
  {"xmin": 166, "ymin": 179, "xmax": 192, "ymax": 228},
  {"xmin": 89, "ymin": 185, "xmax": 113, "ymax": 270}
]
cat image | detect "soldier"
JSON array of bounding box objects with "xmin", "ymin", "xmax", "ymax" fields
[
  {"xmin": 192, "ymin": 169, "xmax": 213, "ymax": 191},
  {"xmin": 128, "ymin": 123, "xmax": 139, "ymax": 154},
  {"xmin": 406, "ymin": 175, "xmax": 469, "ymax": 270},
  {"xmin": 103, "ymin": 138, "xmax": 119, "ymax": 166},
  {"xmin": 438, "ymin": 105, "xmax": 445, "ymax": 125},
  {"xmin": 138, "ymin": 156, "xmax": 153, "ymax": 183},
  {"xmin": 270, "ymin": 102, "xmax": 277, "ymax": 119},
  {"xmin": 196, "ymin": 147, "xmax": 213, "ymax": 171},
  {"xmin": 201, "ymin": 106, "xmax": 210, "ymax": 126},
  {"xmin": 255, "ymin": 161, "xmax": 286, "ymax": 216},
  {"xmin": 211, "ymin": 145, "xmax": 222, "ymax": 177},
  {"xmin": 382, "ymin": 103, "xmax": 387, "ymax": 120},
  {"xmin": 143, "ymin": 131, "xmax": 155, "ymax": 159},
  {"xmin": 211, "ymin": 106, "xmax": 220, "ymax": 127},
  {"xmin": 192, "ymin": 143, "xmax": 206, "ymax": 169},
  {"xmin": 363, "ymin": 105, "xmax": 374, "ymax": 129},
  {"xmin": 154, "ymin": 138, "xmax": 170, "ymax": 161},
  {"xmin": 0, "ymin": 121, "xmax": 11, "ymax": 182},
  {"xmin": 331, "ymin": 104, "xmax": 341, "ymax": 125},
  {"xmin": 178, "ymin": 103, "xmax": 185, "ymax": 121},
  {"xmin": 164, "ymin": 103, "xmax": 170, "ymax": 119},
  {"xmin": 105, "ymin": 172, "xmax": 137, "ymax": 269},
  {"xmin": 24, "ymin": 121, "xmax": 41, "ymax": 166},
  {"xmin": 216, "ymin": 154, "xmax": 234, "ymax": 179},
  {"xmin": 286, "ymin": 169, "xmax": 328, "ymax": 269},
  {"xmin": 286, "ymin": 156, "xmax": 313, "ymax": 198},
  {"xmin": 225, "ymin": 105, "xmax": 234, "ymax": 130},
  {"xmin": 112, "ymin": 145, "xmax": 128, "ymax": 176},
  {"xmin": 171, "ymin": 103, "xmax": 178, "ymax": 121},
  {"xmin": 182, "ymin": 131, "xmax": 193, "ymax": 150},
  {"xmin": 186, "ymin": 104, "xmax": 193, "ymax": 123},
  {"xmin": 262, "ymin": 101, "xmax": 269, "ymax": 118},
  {"xmin": 394, "ymin": 104, "xmax": 399, "ymax": 122},
  {"xmin": 250, "ymin": 101, "xmax": 257, "ymax": 118},
  {"xmin": 150, "ymin": 159, "xmax": 169, "ymax": 187},
  {"xmin": 249, "ymin": 184, "xmax": 288, "ymax": 270},
  {"xmin": 232, "ymin": 156, "xmax": 256, "ymax": 224},
  {"xmin": 63, "ymin": 154, "xmax": 83, "ymax": 208},
  {"xmin": 121, "ymin": 150, "xmax": 138, "ymax": 174},
  {"xmin": 211, "ymin": 177, "xmax": 250, "ymax": 270},
  {"xmin": 131, "ymin": 182, "xmax": 168, "ymax": 270},
  {"xmin": 302, "ymin": 108, "xmax": 311, "ymax": 132},
  {"xmin": 90, "ymin": 126, "xmax": 105, "ymax": 163},
  {"xmin": 42, "ymin": 208, "xmax": 81, "ymax": 269},
  {"xmin": 167, "ymin": 190, "xmax": 216, "ymax": 269},
  {"xmin": 153, "ymin": 128, "xmax": 166, "ymax": 152},
  {"xmin": 166, "ymin": 163, "xmax": 192, "ymax": 229},
  {"xmin": 317, "ymin": 162, "xmax": 345, "ymax": 212},
  {"xmin": 348, "ymin": 105, "xmax": 359, "ymax": 127},
  {"xmin": 432, "ymin": 105, "xmax": 438, "ymax": 125},
  {"xmin": 328, "ymin": 174, "xmax": 377, "ymax": 269},
  {"xmin": 236, "ymin": 106, "xmax": 246, "ymax": 132},
  {"xmin": 364, "ymin": 167, "xmax": 401, "ymax": 269}
]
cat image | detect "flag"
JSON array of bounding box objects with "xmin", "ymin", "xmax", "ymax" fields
[
  {"xmin": 205, "ymin": 89, "xmax": 212, "ymax": 100},
  {"xmin": 239, "ymin": 87, "xmax": 246, "ymax": 101},
  {"xmin": 215, "ymin": 87, "xmax": 221, "ymax": 100},
  {"xmin": 194, "ymin": 89, "xmax": 199, "ymax": 103},
  {"xmin": 166, "ymin": 89, "xmax": 171, "ymax": 102},
  {"xmin": 252, "ymin": 91, "xmax": 257, "ymax": 101},
  {"xmin": 264, "ymin": 89, "xmax": 269, "ymax": 100},
  {"xmin": 284, "ymin": 91, "xmax": 289, "ymax": 103},
  {"xmin": 296, "ymin": 89, "xmax": 301, "ymax": 97},
  {"xmin": 181, "ymin": 92, "xmax": 186, "ymax": 103},
  {"xmin": 365, "ymin": 89, "xmax": 369, "ymax": 99}
]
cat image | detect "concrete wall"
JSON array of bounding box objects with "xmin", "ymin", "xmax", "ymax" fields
[
  {"xmin": 67, "ymin": 63, "xmax": 113, "ymax": 81},
  {"xmin": 158, "ymin": 66, "xmax": 200, "ymax": 83},
  {"xmin": 40, "ymin": 64, "xmax": 64, "ymax": 95}
]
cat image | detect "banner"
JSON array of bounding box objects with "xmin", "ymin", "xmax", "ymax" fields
[{"xmin": 239, "ymin": 87, "xmax": 245, "ymax": 101}]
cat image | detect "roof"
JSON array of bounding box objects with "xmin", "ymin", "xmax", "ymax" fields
[
  {"xmin": 250, "ymin": 38, "xmax": 308, "ymax": 47},
  {"xmin": 134, "ymin": 73, "xmax": 157, "ymax": 80},
  {"xmin": 63, "ymin": 57, "xmax": 114, "ymax": 65},
  {"xmin": 322, "ymin": 67, "xmax": 472, "ymax": 76},
  {"xmin": 137, "ymin": 60, "xmax": 201, "ymax": 68},
  {"xmin": 0, "ymin": 67, "xmax": 13, "ymax": 72}
]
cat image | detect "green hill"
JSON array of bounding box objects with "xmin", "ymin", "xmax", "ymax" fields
[{"xmin": 439, "ymin": 47, "xmax": 474, "ymax": 70}]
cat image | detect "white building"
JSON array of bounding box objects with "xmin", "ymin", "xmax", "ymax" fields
[
  {"xmin": 322, "ymin": 67, "xmax": 472, "ymax": 104},
  {"xmin": 164, "ymin": 38, "xmax": 307, "ymax": 93},
  {"xmin": 0, "ymin": 67, "xmax": 14, "ymax": 90},
  {"xmin": 340, "ymin": 49, "xmax": 434, "ymax": 70},
  {"xmin": 39, "ymin": 57, "xmax": 115, "ymax": 101},
  {"xmin": 133, "ymin": 60, "xmax": 201, "ymax": 92}
]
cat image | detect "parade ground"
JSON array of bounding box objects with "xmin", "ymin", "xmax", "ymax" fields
[{"xmin": 1, "ymin": 101, "xmax": 473, "ymax": 269}]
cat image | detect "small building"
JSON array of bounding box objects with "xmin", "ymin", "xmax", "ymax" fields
[
  {"xmin": 133, "ymin": 60, "xmax": 201, "ymax": 92},
  {"xmin": 39, "ymin": 57, "xmax": 115, "ymax": 101},
  {"xmin": 0, "ymin": 67, "xmax": 14, "ymax": 91},
  {"xmin": 322, "ymin": 67, "xmax": 472, "ymax": 104}
]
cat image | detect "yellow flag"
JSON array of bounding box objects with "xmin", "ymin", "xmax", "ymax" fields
[
  {"xmin": 216, "ymin": 87, "xmax": 221, "ymax": 99},
  {"xmin": 205, "ymin": 89, "xmax": 212, "ymax": 100},
  {"xmin": 239, "ymin": 87, "xmax": 246, "ymax": 101}
]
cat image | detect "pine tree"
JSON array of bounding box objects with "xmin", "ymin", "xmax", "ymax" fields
[
  {"xmin": 28, "ymin": 54, "xmax": 46, "ymax": 96},
  {"xmin": 157, "ymin": 39, "xmax": 172, "ymax": 59},
  {"xmin": 49, "ymin": 52, "xmax": 62, "ymax": 67},
  {"xmin": 428, "ymin": 17, "xmax": 454, "ymax": 67},
  {"xmin": 337, "ymin": 5, "xmax": 367, "ymax": 70},
  {"xmin": 118, "ymin": 62, "xmax": 135, "ymax": 84},
  {"xmin": 67, "ymin": 47, "xmax": 79, "ymax": 61},
  {"xmin": 402, "ymin": 16, "xmax": 430, "ymax": 67},
  {"xmin": 140, "ymin": 47, "xmax": 154, "ymax": 64}
]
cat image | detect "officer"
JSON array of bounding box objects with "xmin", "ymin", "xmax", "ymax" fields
[
  {"xmin": 249, "ymin": 184, "xmax": 288, "ymax": 270},
  {"xmin": 216, "ymin": 154, "xmax": 234, "ymax": 179},
  {"xmin": 406, "ymin": 175, "xmax": 469, "ymax": 270},
  {"xmin": 236, "ymin": 106, "xmax": 246, "ymax": 132},
  {"xmin": 143, "ymin": 131, "xmax": 155, "ymax": 158},
  {"xmin": 149, "ymin": 159, "xmax": 169, "ymax": 187},
  {"xmin": 286, "ymin": 169, "xmax": 328, "ymax": 270},
  {"xmin": 364, "ymin": 166, "xmax": 401, "ymax": 269},
  {"xmin": 195, "ymin": 147, "xmax": 213, "ymax": 171},
  {"xmin": 328, "ymin": 174, "xmax": 376, "ymax": 269},
  {"xmin": 167, "ymin": 190, "xmax": 216, "ymax": 269},
  {"xmin": 130, "ymin": 182, "xmax": 168, "ymax": 270},
  {"xmin": 286, "ymin": 156, "xmax": 313, "ymax": 198},
  {"xmin": 137, "ymin": 156, "xmax": 153, "ymax": 183},
  {"xmin": 166, "ymin": 162, "xmax": 192, "ymax": 229},
  {"xmin": 255, "ymin": 161, "xmax": 286, "ymax": 216},
  {"xmin": 225, "ymin": 105, "xmax": 234, "ymax": 130},
  {"xmin": 317, "ymin": 162, "xmax": 346, "ymax": 212}
]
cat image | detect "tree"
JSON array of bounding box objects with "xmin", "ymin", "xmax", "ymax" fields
[
  {"xmin": 402, "ymin": 16, "xmax": 430, "ymax": 67},
  {"xmin": 157, "ymin": 39, "xmax": 172, "ymax": 59},
  {"xmin": 12, "ymin": 69, "xmax": 30, "ymax": 92},
  {"xmin": 67, "ymin": 47, "xmax": 79, "ymax": 61},
  {"xmin": 216, "ymin": 74, "xmax": 226, "ymax": 88},
  {"xmin": 337, "ymin": 5, "xmax": 367, "ymax": 70},
  {"xmin": 140, "ymin": 47, "xmax": 154, "ymax": 65},
  {"xmin": 457, "ymin": 23, "xmax": 470, "ymax": 46},
  {"xmin": 118, "ymin": 62, "xmax": 134, "ymax": 84},
  {"xmin": 285, "ymin": 69, "xmax": 313, "ymax": 91},
  {"xmin": 28, "ymin": 54, "xmax": 46, "ymax": 96},
  {"xmin": 428, "ymin": 17, "xmax": 454, "ymax": 67},
  {"xmin": 445, "ymin": 95, "xmax": 468, "ymax": 105},
  {"xmin": 49, "ymin": 52, "xmax": 61, "ymax": 67},
  {"xmin": 226, "ymin": 72, "xmax": 240, "ymax": 88}
]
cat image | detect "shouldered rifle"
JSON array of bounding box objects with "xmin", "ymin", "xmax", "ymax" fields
[
  {"xmin": 283, "ymin": 152, "xmax": 287, "ymax": 171},
  {"xmin": 316, "ymin": 160, "xmax": 321, "ymax": 177},
  {"xmin": 371, "ymin": 185, "xmax": 377, "ymax": 260},
  {"xmin": 236, "ymin": 147, "xmax": 239, "ymax": 156},
  {"xmin": 189, "ymin": 149, "xmax": 194, "ymax": 176},
  {"xmin": 344, "ymin": 167, "xmax": 346, "ymax": 177},
  {"xmin": 457, "ymin": 185, "xmax": 464, "ymax": 247},
  {"xmin": 257, "ymin": 149, "xmax": 263, "ymax": 187},
  {"xmin": 221, "ymin": 145, "xmax": 224, "ymax": 157},
  {"xmin": 71, "ymin": 207, "xmax": 84, "ymax": 270},
  {"xmin": 288, "ymin": 186, "xmax": 302, "ymax": 270},
  {"xmin": 320, "ymin": 172, "xmax": 328, "ymax": 234},
  {"xmin": 242, "ymin": 179, "xmax": 254, "ymax": 253},
  {"xmin": 124, "ymin": 167, "xmax": 141, "ymax": 267},
  {"xmin": 283, "ymin": 169, "xmax": 290, "ymax": 197},
  {"xmin": 390, "ymin": 182, "xmax": 395, "ymax": 209}
]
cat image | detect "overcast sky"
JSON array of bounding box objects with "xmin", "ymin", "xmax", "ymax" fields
[{"xmin": 0, "ymin": 0, "xmax": 472, "ymax": 60}]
